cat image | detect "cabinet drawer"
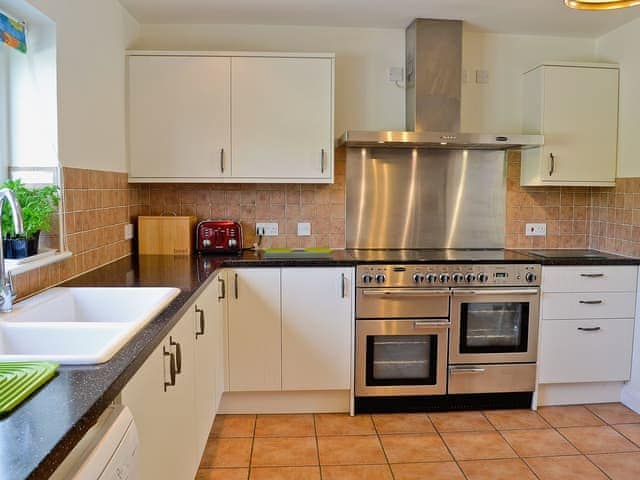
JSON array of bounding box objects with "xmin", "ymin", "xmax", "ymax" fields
[
  {"xmin": 542, "ymin": 292, "xmax": 636, "ymax": 319},
  {"xmin": 542, "ymin": 266, "xmax": 637, "ymax": 293},
  {"xmin": 539, "ymin": 318, "xmax": 634, "ymax": 384},
  {"xmin": 448, "ymin": 364, "xmax": 536, "ymax": 394}
]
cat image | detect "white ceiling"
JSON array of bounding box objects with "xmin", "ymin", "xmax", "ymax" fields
[{"xmin": 118, "ymin": 0, "xmax": 640, "ymax": 37}]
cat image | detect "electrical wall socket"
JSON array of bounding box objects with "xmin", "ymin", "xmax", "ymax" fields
[
  {"xmin": 256, "ymin": 223, "xmax": 278, "ymax": 236},
  {"xmin": 124, "ymin": 223, "xmax": 134, "ymax": 240},
  {"xmin": 297, "ymin": 222, "xmax": 311, "ymax": 236},
  {"xmin": 525, "ymin": 223, "xmax": 547, "ymax": 237},
  {"xmin": 475, "ymin": 69, "xmax": 489, "ymax": 84}
]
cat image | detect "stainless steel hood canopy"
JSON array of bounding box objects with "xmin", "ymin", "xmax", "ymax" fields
[{"xmin": 338, "ymin": 19, "xmax": 543, "ymax": 150}]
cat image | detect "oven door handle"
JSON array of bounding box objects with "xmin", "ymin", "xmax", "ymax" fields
[
  {"xmin": 362, "ymin": 289, "xmax": 451, "ymax": 297},
  {"xmin": 413, "ymin": 321, "xmax": 451, "ymax": 329},
  {"xmin": 449, "ymin": 367, "xmax": 486, "ymax": 374},
  {"xmin": 452, "ymin": 288, "xmax": 539, "ymax": 296}
]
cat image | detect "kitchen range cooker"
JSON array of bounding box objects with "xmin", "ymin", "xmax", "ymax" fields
[{"xmin": 354, "ymin": 249, "xmax": 541, "ymax": 413}]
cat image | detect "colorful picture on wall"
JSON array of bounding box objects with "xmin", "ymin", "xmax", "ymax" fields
[{"xmin": 0, "ymin": 11, "xmax": 26, "ymax": 53}]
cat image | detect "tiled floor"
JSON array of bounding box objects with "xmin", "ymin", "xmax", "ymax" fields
[{"xmin": 196, "ymin": 403, "xmax": 640, "ymax": 479}]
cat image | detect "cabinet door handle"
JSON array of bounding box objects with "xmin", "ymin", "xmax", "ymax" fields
[
  {"xmin": 578, "ymin": 326, "xmax": 601, "ymax": 332},
  {"xmin": 549, "ymin": 152, "xmax": 555, "ymax": 176},
  {"xmin": 321, "ymin": 149, "xmax": 326, "ymax": 174},
  {"xmin": 340, "ymin": 273, "xmax": 346, "ymax": 298},
  {"xmin": 195, "ymin": 306, "xmax": 205, "ymax": 339},
  {"xmin": 163, "ymin": 347, "xmax": 176, "ymax": 391},
  {"xmin": 234, "ymin": 273, "xmax": 239, "ymax": 299},
  {"xmin": 170, "ymin": 337, "xmax": 182, "ymax": 374},
  {"xmin": 218, "ymin": 277, "xmax": 226, "ymax": 300},
  {"xmin": 579, "ymin": 300, "xmax": 603, "ymax": 305},
  {"xmin": 580, "ymin": 273, "xmax": 604, "ymax": 278},
  {"xmin": 220, "ymin": 148, "xmax": 225, "ymax": 174}
]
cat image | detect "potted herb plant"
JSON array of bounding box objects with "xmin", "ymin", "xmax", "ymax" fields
[{"xmin": 1, "ymin": 179, "xmax": 60, "ymax": 259}]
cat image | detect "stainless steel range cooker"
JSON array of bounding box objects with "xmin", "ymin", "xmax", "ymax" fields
[{"xmin": 354, "ymin": 261, "xmax": 541, "ymax": 413}]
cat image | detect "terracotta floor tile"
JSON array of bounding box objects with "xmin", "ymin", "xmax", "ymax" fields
[
  {"xmin": 429, "ymin": 411, "xmax": 495, "ymax": 433},
  {"xmin": 615, "ymin": 424, "xmax": 640, "ymax": 447},
  {"xmin": 372, "ymin": 413, "xmax": 435, "ymax": 434},
  {"xmin": 251, "ymin": 437, "xmax": 318, "ymax": 467},
  {"xmin": 558, "ymin": 426, "xmax": 640, "ymax": 454},
  {"xmin": 391, "ymin": 462, "xmax": 466, "ymax": 480},
  {"xmin": 525, "ymin": 455, "xmax": 608, "ymax": 480},
  {"xmin": 589, "ymin": 452, "xmax": 640, "ymax": 480},
  {"xmin": 196, "ymin": 468, "xmax": 249, "ymax": 480},
  {"xmin": 380, "ymin": 433, "xmax": 451, "ymax": 463},
  {"xmin": 441, "ymin": 431, "xmax": 517, "ymax": 461},
  {"xmin": 211, "ymin": 415, "xmax": 256, "ymax": 438},
  {"xmin": 201, "ymin": 438, "xmax": 253, "ymax": 468},
  {"xmin": 459, "ymin": 459, "xmax": 537, "ymax": 480},
  {"xmin": 587, "ymin": 403, "xmax": 640, "ymax": 425},
  {"xmin": 484, "ymin": 409, "xmax": 549, "ymax": 430},
  {"xmin": 254, "ymin": 414, "xmax": 315, "ymax": 437},
  {"xmin": 314, "ymin": 413, "xmax": 376, "ymax": 436},
  {"xmin": 501, "ymin": 428, "xmax": 579, "ymax": 457},
  {"xmin": 538, "ymin": 406, "xmax": 604, "ymax": 428},
  {"xmin": 321, "ymin": 464, "xmax": 393, "ymax": 480},
  {"xmin": 317, "ymin": 435, "xmax": 386, "ymax": 465},
  {"xmin": 249, "ymin": 466, "xmax": 321, "ymax": 480}
]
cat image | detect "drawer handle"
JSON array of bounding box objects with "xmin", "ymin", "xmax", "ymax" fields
[
  {"xmin": 580, "ymin": 273, "xmax": 605, "ymax": 278},
  {"xmin": 579, "ymin": 300, "xmax": 603, "ymax": 305},
  {"xmin": 450, "ymin": 367, "xmax": 486, "ymax": 374},
  {"xmin": 218, "ymin": 277, "xmax": 226, "ymax": 300},
  {"xmin": 414, "ymin": 321, "xmax": 451, "ymax": 329},
  {"xmin": 163, "ymin": 347, "xmax": 176, "ymax": 391},
  {"xmin": 578, "ymin": 327, "xmax": 601, "ymax": 332},
  {"xmin": 195, "ymin": 306, "xmax": 205, "ymax": 339},
  {"xmin": 170, "ymin": 337, "xmax": 182, "ymax": 374}
]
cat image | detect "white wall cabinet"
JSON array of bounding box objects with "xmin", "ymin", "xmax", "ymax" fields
[
  {"xmin": 128, "ymin": 55, "xmax": 231, "ymax": 180},
  {"xmin": 227, "ymin": 268, "xmax": 282, "ymax": 391},
  {"xmin": 521, "ymin": 63, "xmax": 619, "ymax": 187},
  {"xmin": 127, "ymin": 52, "xmax": 335, "ymax": 183},
  {"xmin": 282, "ymin": 268, "xmax": 353, "ymax": 390}
]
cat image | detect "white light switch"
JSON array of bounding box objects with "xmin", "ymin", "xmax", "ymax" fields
[
  {"xmin": 387, "ymin": 67, "xmax": 404, "ymax": 82},
  {"xmin": 297, "ymin": 222, "xmax": 311, "ymax": 236},
  {"xmin": 526, "ymin": 223, "xmax": 547, "ymax": 237},
  {"xmin": 124, "ymin": 223, "xmax": 134, "ymax": 240},
  {"xmin": 475, "ymin": 69, "xmax": 489, "ymax": 84}
]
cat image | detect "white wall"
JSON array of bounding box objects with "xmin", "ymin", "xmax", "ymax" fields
[
  {"xmin": 23, "ymin": 0, "xmax": 139, "ymax": 172},
  {"xmin": 597, "ymin": 17, "xmax": 640, "ymax": 179},
  {"xmin": 133, "ymin": 23, "xmax": 405, "ymax": 135},
  {"xmin": 461, "ymin": 30, "xmax": 596, "ymax": 133}
]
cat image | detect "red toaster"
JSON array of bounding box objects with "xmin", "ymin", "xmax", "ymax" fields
[{"xmin": 196, "ymin": 220, "xmax": 243, "ymax": 254}]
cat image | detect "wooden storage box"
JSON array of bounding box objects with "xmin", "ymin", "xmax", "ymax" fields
[{"xmin": 138, "ymin": 216, "xmax": 196, "ymax": 255}]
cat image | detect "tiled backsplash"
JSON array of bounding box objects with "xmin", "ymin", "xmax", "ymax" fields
[
  {"xmin": 133, "ymin": 154, "xmax": 346, "ymax": 249},
  {"xmin": 12, "ymin": 167, "xmax": 147, "ymax": 299}
]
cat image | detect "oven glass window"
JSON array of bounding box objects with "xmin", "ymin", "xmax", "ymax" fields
[
  {"xmin": 366, "ymin": 334, "xmax": 438, "ymax": 386},
  {"xmin": 460, "ymin": 302, "xmax": 529, "ymax": 354}
]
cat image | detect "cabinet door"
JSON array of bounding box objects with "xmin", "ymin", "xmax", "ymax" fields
[
  {"xmin": 282, "ymin": 268, "xmax": 353, "ymax": 390},
  {"xmin": 541, "ymin": 66, "xmax": 618, "ymax": 183},
  {"xmin": 128, "ymin": 55, "xmax": 231, "ymax": 179},
  {"xmin": 194, "ymin": 278, "xmax": 221, "ymax": 458},
  {"xmin": 227, "ymin": 268, "xmax": 282, "ymax": 391},
  {"xmin": 231, "ymin": 56, "xmax": 333, "ymax": 180},
  {"xmin": 121, "ymin": 312, "xmax": 197, "ymax": 480}
]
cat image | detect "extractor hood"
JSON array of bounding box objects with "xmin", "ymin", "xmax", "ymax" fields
[{"xmin": 338, "ymin": 19, "xmax": 543, "ymax": 150}]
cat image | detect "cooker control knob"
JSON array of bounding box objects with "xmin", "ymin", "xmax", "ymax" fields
[
  {"xmin": 452, "ymin": 273, "xmax": 464, "ymax": 283},
  {"xmin": 465, "ymin": 273, "xmax": 476, "ymax": 283},
  {"xmin": 477, "ymin": 273, "xmax": 489, "ymax": 283},
  {"xmin": 412, "ymin": 273, "xmax": 424, "ymax": 284},
  {"xmin": 425, "ymin": 274, "xmax": 438, "ymax": 283},
  {"xmin": 361, "ymin": 274, "xmax": 373, "ymax": 284},
  {"xmin": 375, "ymin": 274, "xmax": 386, "ymax": 284},
  {"xmin": 525, "ymin": 272, "xmax": 537, "ymax": 283},
  {"xmin": 439, "ymin": 273, "xmax": 450, "ymax": 283}
]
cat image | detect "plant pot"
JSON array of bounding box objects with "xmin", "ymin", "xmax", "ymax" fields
[{"xmin": 3, "ymin": 231, "xmax": 40, "ymax": 259}]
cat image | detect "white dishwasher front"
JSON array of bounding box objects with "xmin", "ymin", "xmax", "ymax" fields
[{"xmin": 52, "ymin": 405, "xmax": 139, "ymax": 480}]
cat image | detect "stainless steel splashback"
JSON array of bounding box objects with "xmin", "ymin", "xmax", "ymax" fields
[{"xmin": 346, "ymin": 148, "xmax": 506, "ymax": 249}]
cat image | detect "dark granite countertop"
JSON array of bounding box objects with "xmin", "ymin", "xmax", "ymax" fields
[{"xmin": 2, "ymin": 247, "xmax": 638, "ymax": 479}]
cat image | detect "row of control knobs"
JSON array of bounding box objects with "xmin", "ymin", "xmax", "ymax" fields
[{"xmin": 361, "ymin": 272, "xmax": 537, "ymax": 284}]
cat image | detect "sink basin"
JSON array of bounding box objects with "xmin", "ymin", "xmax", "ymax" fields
[{"xmin": 0, "ymin": 287, "xmax": 180, "ymax": 364}]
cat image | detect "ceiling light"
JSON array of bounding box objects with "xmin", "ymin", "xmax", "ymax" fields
[{"xmin": 564, "ymin": 0, "xmax": 640, "ymax": 10}]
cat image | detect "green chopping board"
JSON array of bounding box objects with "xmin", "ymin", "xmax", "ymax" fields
[
  {"xmin": 0, "ymin": 362, "xmax": 59, "ymax": 415},
  {"xmin": 263, "ymin": 247, "xmax": 333, "ymax": 258}
]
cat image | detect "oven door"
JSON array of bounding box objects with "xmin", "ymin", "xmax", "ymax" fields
[
  {"xmin": 450, "ymin": 288, "xmax": 539, "ymax": 364},
  {"xmin": 355, "ymin": 319, "xmax": 449, "ymax": 397}
]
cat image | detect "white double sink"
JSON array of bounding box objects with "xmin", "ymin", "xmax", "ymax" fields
[{"xmin": 0, "ymin": 287, "xmax": 180, "ymax": 364}]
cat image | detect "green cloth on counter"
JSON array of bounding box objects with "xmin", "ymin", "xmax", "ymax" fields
[{"xmin": 0, "ymin": 362, "xmax": 58, "ymax": 414}]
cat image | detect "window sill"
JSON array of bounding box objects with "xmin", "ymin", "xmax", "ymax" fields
[{"xmin": 6, "ymin": 251, "xmax": 72, "ymax": 276}]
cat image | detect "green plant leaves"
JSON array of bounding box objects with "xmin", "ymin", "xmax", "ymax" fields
[{"xmin": 1, "ymin": 179, "xmax": 60, "ymax": 240}]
